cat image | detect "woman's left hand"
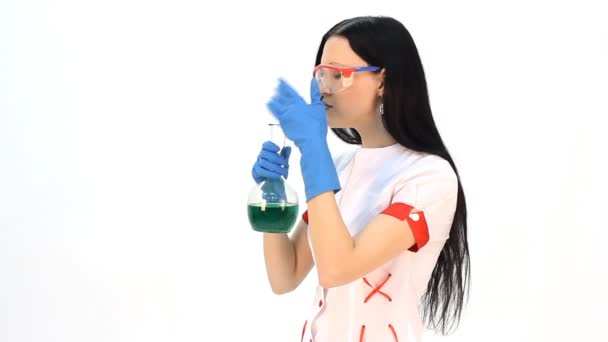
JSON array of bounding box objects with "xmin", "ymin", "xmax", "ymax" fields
[
  {"xmin": 266, "ymin": 78, "xmax": 341, "ymax": 202},
  {"xmin": 266, "ymin": 77, "xmax": 328, "ymax": 150}
]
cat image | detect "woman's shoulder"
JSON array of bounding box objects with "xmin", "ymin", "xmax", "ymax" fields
[
  {"xmin": 394, "ymin": 149, "xmax": 458, "ymax": 201},
  {"xmin": 415, "ymin": 153, "xmax": 455, "ymax": 179},
  {"xmin": 398, "ymin": 147, "xmax": 455, "ymax": 178}
]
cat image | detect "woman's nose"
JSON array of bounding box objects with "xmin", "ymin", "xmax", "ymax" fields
[
  {"xmin": 317, "ymin": 81, "xmax": 332, "ymax": 95},
  {"xmin": 320, "ymin": 92, "xmax": 332, "ymax": 103}
]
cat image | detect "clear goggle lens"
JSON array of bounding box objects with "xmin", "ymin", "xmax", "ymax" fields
[{"xmin": 313, "ymin": 66, "xmax": 354, "ymax": 94}]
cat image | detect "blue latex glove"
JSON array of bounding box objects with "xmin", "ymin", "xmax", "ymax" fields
[
  {"xmin": 251, "ymin": 141, "xmax": 292, "ymax": 184},
  {"xmin": 266, "ymin": 78, "xmax": 341, "ymax": 201},
  {"xmin": 251, "ymin": 141, "xmax": 291, "ymax": 202}
]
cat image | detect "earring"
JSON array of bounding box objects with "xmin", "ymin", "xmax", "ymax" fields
[{"xmin": 379, "ymin": 97, "xmax": 384, "ymax": 115}]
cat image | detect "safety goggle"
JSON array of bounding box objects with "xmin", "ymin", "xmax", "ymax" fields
[{"xmin": 312, "ymin": 64, "xmax": 381, "ymax": 94}]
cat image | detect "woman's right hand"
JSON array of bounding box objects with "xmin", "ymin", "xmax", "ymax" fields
[{"xmin": 251, "ymin": 141, "xmax": 292, "ymax": 184}]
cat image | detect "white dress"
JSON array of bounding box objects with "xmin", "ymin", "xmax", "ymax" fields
[{"xmin": 299, "ymin": 143, "xmax": 458, "ymax": 342}]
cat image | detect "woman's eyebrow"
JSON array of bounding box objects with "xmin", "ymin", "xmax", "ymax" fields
[{"xmin": 326, "ymin": 61, "xmax": 351, "ymax": 67}]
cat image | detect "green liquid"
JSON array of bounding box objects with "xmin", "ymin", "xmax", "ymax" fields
[{"xmin": 247, "ymin": 202, "xmax": 299, "ymax": 233}]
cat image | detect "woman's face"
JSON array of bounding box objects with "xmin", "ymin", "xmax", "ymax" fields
[{"xmin": 318, "ymin": 36, "xmax": 384, "ymax": 129}]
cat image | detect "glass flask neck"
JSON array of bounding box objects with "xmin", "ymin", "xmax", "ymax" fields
[{"xmin": 269, "ymin": 123, "xmax": 286, "ymax": 152}]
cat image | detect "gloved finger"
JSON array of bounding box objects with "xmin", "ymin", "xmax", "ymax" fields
[
  {"xmin": 278, "ymin": 78, "xmax": 304, "ymax": 103},
  {"xmin": 309, "ymin": 77, "xmax": 323, "ymax": 105},
  {"xmin": 282, "ymin": 161, "xmax": 290, "ymax": 178},
  {"xmin": 271, "ymin": 91, "xmax": 293, "ymax": 108},
  {"xmin": 259, "ymin": 148, "xmax": 286, "ymax": 165},
  {"xmin": 261, "ymin": 141, "xmax": 280, "ymax": 153},
  {"xmin": 275, "ymin": 78, "xmax": 295, "ymax": 99},
  {"xmin": 258, "ymin": 158, "xmax": 287, "ymax": 177},
  {"xmin": 253, "ymin": 162, "xmax": 283, "ymax": 181},
  {"xmin": 279, "ymin": 166, "xmax": 288, "ymax": 178},
  {"xmin": 252, "ymin": 163, "xmax": 268, "ymax": 183},
  {"xmin": 266, "ymin": 100, "xmax": 285, "ymax": 120},
  {"xmin": 280, "ymin": 146, "xmax": 292, "ymax": 166}
]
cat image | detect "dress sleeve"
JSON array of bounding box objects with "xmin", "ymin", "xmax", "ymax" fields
[{"xmin": 381, "ymin": 163, "xmax": 459, "ymax": 251}]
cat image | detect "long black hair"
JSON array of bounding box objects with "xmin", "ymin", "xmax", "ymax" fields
[{"xmin": 315, "ymin": 16, "xmax": 470, "ymax": 334}]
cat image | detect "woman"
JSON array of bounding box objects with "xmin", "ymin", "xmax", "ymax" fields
[{"xmin": 252, "ymin": 15, "xmax": 470, "ymax": 342}]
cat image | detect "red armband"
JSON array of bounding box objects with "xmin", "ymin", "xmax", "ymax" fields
[
  {"xmin": 302, "ymin": 210, "xmax": 309, "ymax": 225},
  {"xmin": 381, "ymin": 202, "xmax": 429, "ymax": 252}
]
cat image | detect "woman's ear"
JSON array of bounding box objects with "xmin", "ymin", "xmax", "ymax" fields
[{"xmin": 377, "ymin": 68, "xmax": 386, "ymax": 96}]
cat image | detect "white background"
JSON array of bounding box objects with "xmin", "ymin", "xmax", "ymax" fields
[{"xmin": 1, "ymin": 0, "xmax": 607, "ymax": 341}]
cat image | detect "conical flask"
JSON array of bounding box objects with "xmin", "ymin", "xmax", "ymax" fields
[{"xmin": 247, "ymin": 123, "xmax": 299, "ymax": 233}]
